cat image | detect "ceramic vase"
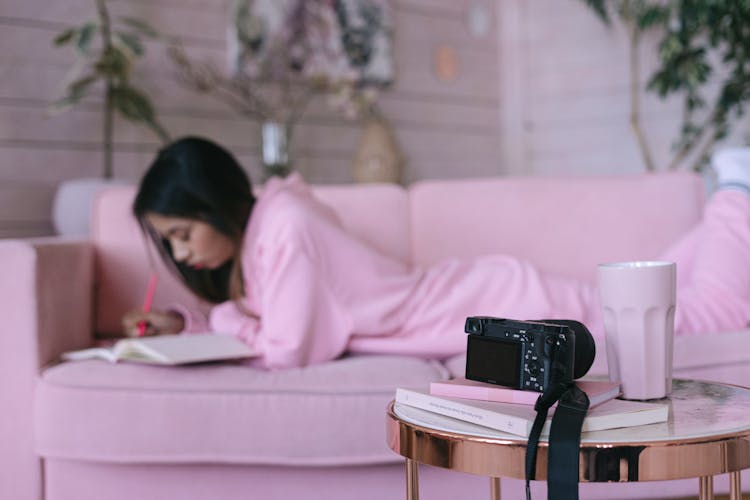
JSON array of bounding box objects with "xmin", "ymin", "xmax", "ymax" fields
[{"xmin": 352, "ymin": 114, "xmax": 403, "ymax": 184}]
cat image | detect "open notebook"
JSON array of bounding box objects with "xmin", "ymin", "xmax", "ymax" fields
[{"xmin": 61, "ymin": 334, "xmax": 258, "ymax": 365}]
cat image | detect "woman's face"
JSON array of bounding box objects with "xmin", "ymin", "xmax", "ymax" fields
[{"xmin": 146, "ymin": 213, "xmax": 236, "ymax": 270}]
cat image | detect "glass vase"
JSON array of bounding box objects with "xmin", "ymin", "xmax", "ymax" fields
[{"xmin": 261, "ymin": 121, "xmax": 292, "ymax": 179}]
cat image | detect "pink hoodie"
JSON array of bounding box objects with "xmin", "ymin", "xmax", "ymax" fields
[
  {"xmin": 208, "ymin": 174, "xmax": 597, "ymax": 369},
  {"xmin": 206, "ymin": 174, "xmax": 750, "ymax": 369}
]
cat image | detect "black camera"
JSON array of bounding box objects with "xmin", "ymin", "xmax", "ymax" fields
[{"xmin": 464, "ymin": 317, "xmax": 595, "ymax": 393}]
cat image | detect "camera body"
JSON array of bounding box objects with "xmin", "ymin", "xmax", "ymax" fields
[{"xmin": 464, "ymin": 317, "xmax": 577, "ymax": 393}]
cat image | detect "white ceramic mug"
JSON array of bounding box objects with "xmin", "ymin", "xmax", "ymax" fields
[{"xmin": 597, "ymin": 261, "xmax": 676, "ymax": 400}]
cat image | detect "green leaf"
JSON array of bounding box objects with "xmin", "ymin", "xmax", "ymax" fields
[
  {"xmin": 76, "ymin": 22, "xmax": 98, "ymax": 55},
  {"xmin": 579, "ymin": 0, "xmax": 611, "ymax": 25},
  {"xmin": 111, "ymin": 85, "xmax": 170, "ymax": 142},
  {"xmin": 636, "ymin": 5, "xmax": 671, "ymax": 30},
  {"xmin": 48, "ymin": 73, "xmax": 100, "ymax": 114},
  {"xmin": 658, "ymin": 32, "xmax": 683, "ymax": 61},
  {"xmin": 49, "ymin": 94, "xmax": 84, "ymax": 112},
  {"xmin": 118, "ymin": 16, "xmax": 159, "ymax": 38},
  {"xmin": 111, "ymin": 84, "xmax": 156, "ymax": 123},
  {"xmin": 94, "ymin": 47, "xmax": 131, "ymax": 78},
  {"xmin": 114, "ymin": 31, "xmax": 145, "ymax": 57},
  {"xmin": 53, "ymin": 27, "xmax": 77, "ymax": 47},
  {"xmin": 67, "ymin": 74, "xmax": 100, "ymax": 99}
]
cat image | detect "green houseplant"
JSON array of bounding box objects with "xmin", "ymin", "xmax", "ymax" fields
[
  {"xmin": 50, "ymin": 0, "xmax": 170, "ymax": 235},
  {"xmin": 51, "ymin": 0, "xmax": 170, "ymax": 179},
  {"xmin": 580, "ymin": 0, "xmax": 750, "ymax": 172}
]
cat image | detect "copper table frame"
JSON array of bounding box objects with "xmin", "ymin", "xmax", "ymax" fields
[{"xmin": 386, "ymin": 399, "xmax": 750, "ymax": 500}]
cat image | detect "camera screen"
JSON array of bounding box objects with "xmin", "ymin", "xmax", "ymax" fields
[{"xmin": 465, "ymin": 335, "xmax": 521, "ymax": 387}]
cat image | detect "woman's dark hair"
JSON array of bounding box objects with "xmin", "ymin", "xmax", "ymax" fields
[{"xmin": 134, "ymin": 136, "xmax": 255, "ymax": 303}]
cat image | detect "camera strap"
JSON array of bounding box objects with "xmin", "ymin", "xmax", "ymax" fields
[
  {"xmin": 525, "ymin": 382, "xmax": 569, "ymax": 499},
  {"xmin": 547, "ymin": 385, "xmax": 589, "ymax": 499},
  {"xmin": 525, "ymin": 383, "xmax": 590, "ymax": 500}
]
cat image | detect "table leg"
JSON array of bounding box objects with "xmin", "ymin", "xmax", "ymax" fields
[
  {"xmin": 490, "ymin": 477, "xmax": 501, "ymax": 500},
  {"xmin": 729, "ymin": 471, "xmax": 741, "ymax": 500},
  {"xmin": 698, "ymin": 475, "xmax": 714, "ymax": 500},
  {"xmin": 406, "ymin": 458, "xmax": 419, "ymax": 500}
]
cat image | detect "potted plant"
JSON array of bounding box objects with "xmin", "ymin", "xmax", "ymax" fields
[
  {"xmin": 50, "ymin": 0, "xmax": 169, "ymax": 234},
  {"xmin": 579, "ymin": 0, "xmax": 750, "ymax": 172}
]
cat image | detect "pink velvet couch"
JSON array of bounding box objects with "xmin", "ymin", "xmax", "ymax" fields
[{"xmin": 2, "ymin": 172, "xmax": 748, "ymax": 500}]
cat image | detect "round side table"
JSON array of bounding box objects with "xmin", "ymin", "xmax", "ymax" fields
[{"xmin": 386, "ymin": 379, "xmax": 750, "ymax": 500}]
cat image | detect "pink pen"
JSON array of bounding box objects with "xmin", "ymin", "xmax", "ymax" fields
[{"xmin": 137, "ymin": 273, "xmax": 158, "ymax": 337}]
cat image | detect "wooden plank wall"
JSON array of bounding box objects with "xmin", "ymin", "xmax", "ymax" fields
[
  {"xmin": 7, "ymin": 0, "xmax": 747, "ymax": 239},
  {"xmin": 499, "ymin": 0, "xmax": 750, "ymax": 177},
  {"xmin": 0, "ymin": 0, "xmax": 501, "ymax": 237}
]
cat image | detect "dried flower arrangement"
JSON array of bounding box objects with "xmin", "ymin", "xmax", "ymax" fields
[{"xmin": 169, "ymin": 0, "xmax": 394, "ymax": 176}]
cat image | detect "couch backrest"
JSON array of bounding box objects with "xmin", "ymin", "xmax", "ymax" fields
[
  {"xmin": 410, "ymin": 172, "xmax": 705, "ymax": 282},
  {"xmin": 91, "ymin": 184, "xmax": 410, "ymax": 336},
  {"xmin": 92, "ymin": 172, "xmax": 704, "ymax": 335}
]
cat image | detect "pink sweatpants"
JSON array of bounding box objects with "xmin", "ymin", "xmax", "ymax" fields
[
  {"xmin": 533, "ymin": 189, "xmax": 750, "ymax": 344},
  {"xmin": 576, "ymin": 189, "xmax": 750, "ymax": 337},
  {"xmin": 350, "ymin": 190, "xmax": 750, "ymax": 360},
  {"xmin": 660, "ymin": 189, "xmax": 750, "ymax": 334}
]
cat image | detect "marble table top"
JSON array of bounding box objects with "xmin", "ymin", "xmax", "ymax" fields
[{"xmin": 394, "ymin": 379, "xmax": 750, "ymax": 444}]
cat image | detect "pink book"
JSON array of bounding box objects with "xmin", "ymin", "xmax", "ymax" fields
[{"xmin": 430, "ymin": 378, "xmax": 621, "ymax": 408}]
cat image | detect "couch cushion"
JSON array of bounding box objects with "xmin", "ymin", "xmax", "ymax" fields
[
  {"xmin": 35, "ymin": 355, "xmax": 449, "ymax": 466},
  {"xmin": 312, "ymin": 183, "xmax": 411, "ymax": 264},
  {"xmin": 410, "ymin": 172, "xmax": 705, "ymax": 282},
  {"xmin": 91, "ymin": 183, "xmax": 410, "ymax": 336}
]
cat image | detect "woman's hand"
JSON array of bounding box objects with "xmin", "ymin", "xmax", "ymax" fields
[{"xmin": 122, "ymin": 309, "xmax": 185, "ymax": 338}]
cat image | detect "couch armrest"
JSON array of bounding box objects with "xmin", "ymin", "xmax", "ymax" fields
[
  {"xmin": 0, "ymin": 237, "xmax": 94, "ymax": 500},
  {"xmin": 0, "ymin": 238, "xmax": 95, "ymax": 367}
]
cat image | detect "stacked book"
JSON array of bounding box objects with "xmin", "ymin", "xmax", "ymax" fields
[{"xmin": 395, "ymin": 378, "xmax": 669, "ymax": 438}]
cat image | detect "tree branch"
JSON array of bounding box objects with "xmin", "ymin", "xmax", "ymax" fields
[
  {"xmin": 666, "ymin": 107, "xmax": 720, "ymax": 171},
  {"xmin": 96, "ymin": 0, "xmax": 115, "ymax": 179},
  {"xmin": 627, "ymin": 20, "xmax": 656, "ymax": 172},
  {"xmin": 685, "ymin": 128, "xmax": 717, "ymax": 173}
]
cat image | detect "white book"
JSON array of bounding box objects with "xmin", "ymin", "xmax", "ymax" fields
[
  {"xmin": 61, "ymin": 334, "xmax": 258, "ymax": 365},
  {"xmin": 395, "ymin": 387, "xmax": 668, "ymax": 438}
]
